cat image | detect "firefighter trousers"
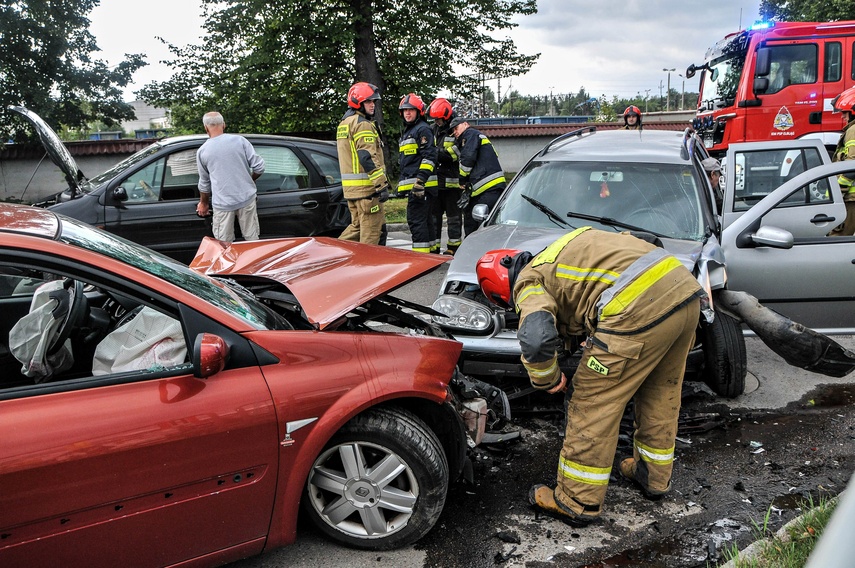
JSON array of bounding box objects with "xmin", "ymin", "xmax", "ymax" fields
[
  {"xmin": 339, "ymin": 196, "xmax": 385, "ymax": 245},
  {"xmin": 407, "ymin": 192, "xmax": 435, "ymax": 253},
  {"xmin": 554, "ymin": 297, "xmax": 700, "ymax": 517},
  {"xmin": 431, "ymin": 189, "xmax": 463, "ymax": 253}
]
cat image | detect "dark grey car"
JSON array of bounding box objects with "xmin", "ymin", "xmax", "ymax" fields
[{"xmin": 11, "ymin": 106, "xmax": 349, "ymax": 263}]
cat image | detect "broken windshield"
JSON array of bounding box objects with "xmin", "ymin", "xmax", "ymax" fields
[{"xmin": 491, "ymin": 160, "xmax": 707, "ymax": 241}]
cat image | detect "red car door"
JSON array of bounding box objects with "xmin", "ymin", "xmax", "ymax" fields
[{"xmin": 0, "ymin": 367, "xmax": 279, "ymax": 567}]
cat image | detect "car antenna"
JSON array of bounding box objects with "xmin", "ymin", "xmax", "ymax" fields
[{"xmin": 539, "ymin": 126, "xmax": 597, "ymax": 156}]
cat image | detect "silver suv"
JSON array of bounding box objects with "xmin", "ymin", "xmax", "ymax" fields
[{"xmin": 432, "ymin": 127, "xmax": 853, "ymax": 399}]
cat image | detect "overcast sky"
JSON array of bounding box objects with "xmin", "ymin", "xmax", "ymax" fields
[{"xmin": 89, "ymin": 0, "xmax": 762, "ymax": 105}]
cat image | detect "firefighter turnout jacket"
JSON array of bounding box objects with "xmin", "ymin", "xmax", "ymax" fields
[
  {"xmin": 514, "ymin": 227, "xmax": 703, "ymax": 391},
  {"xmin": 397, "ymin": 118, "xmax": 437, "ymax": 194},
  {"xmin": 454, "ymin": 126, "xmax": 506, "ymax": 197},
  {"xmin": 833, "ymin": 116, "xmax": 855, "ymax": 193},
  {"xmin": 337, "ymin": 109, "xmax": 388, "ymax": 199},
  {"xmin": 432, "ymin": 123, "xmax": 460, "ymax": 190}
]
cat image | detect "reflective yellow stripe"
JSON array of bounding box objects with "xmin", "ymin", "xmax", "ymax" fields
[
  {"xmin": 558, "ymin": 457, "xmax": 611, "ymax": 485},
  {"xmin": 532, "ymin": 227, "xmax": 592, "ymax": 266},
  {"xmin": 555, "ymin": 264, "xmax": 620, "ymax": 285},
  {"xmin": 471, "ymin": 175, "xmax": 506, "ymax": 196},
  {"xmin": 524, "ymin": 359, "xmax": 558, "ymax": 378},
  {"xmin": 353, "ymin": 131, "xmax": 376, "ymax": 143},
  {"xmin": 516, "ymin": 284, "xmax": 545, "ymax": 305},
  {"xmin": 635, "ymin": 440, "xmax": 674, "ymax": 465},
  {"xmin": 600, "ymin": 256, "xmax": 682, "ymax": 318}
]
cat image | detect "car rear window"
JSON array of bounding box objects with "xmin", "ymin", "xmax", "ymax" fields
[{"xmin": 492, "ymin": 160, "xmax": 707, "ymax": 241}]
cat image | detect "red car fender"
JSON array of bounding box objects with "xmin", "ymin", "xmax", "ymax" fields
[{"xmin": 243, "ymin": 330, "xmax": 462, "ymax": 548}]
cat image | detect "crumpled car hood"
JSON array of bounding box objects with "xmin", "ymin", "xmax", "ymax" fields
[
  {"xmin": 446, "ymin": 223, "xmax": 708, "ymax": 286},
  {"xmin": 190, "ymin": 236, "xmax": 449, "ymax": 330}
]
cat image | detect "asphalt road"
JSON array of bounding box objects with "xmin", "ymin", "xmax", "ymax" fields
[{"xmin": 228, "ymin": 253, "xmax": 855, "ymax": 568}]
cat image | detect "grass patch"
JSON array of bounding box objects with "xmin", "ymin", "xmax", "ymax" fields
[
  {"xmin": 384, "ymin": 196, "xmax": 407, "ymax": 223},
  {"xmin": 721, "ymin": 495, "xmax": 837, "ymax": 567}
]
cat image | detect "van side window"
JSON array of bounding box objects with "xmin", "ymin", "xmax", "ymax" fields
[
  {"xmin": 824, "ymin": 42, "xmax": 841, "ymax": 83},
  {"xmin": 852, "ymin": 42, "xmax": 855, "ymax": 80},
  {"xmin": 766, "ymin": 44, "xmax": 818, "ymax": 94}
]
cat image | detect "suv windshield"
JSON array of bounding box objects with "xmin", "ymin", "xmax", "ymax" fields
[{"xmin": 491, "ymin": 160, "xmax": 707, "ymax": 241}]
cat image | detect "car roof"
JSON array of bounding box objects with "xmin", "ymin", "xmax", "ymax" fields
[
  {"xmin": 533, "ymin": 129, "xmax": 695, "ymax": 166},
  {"xmin": 0, "ymin": 202, "xmax": 60, "ymax": 238},
  {"xmin": 159, "ymin": 133, "xmax": 335, "ymax": 150}
]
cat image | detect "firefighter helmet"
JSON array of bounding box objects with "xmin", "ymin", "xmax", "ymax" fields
[
  {"xmin": 399, "ymin": 93, "xmax": 426, "ymax": 114},
  {"xmin": 476, "ymin": 249, "xmax": 533, "ymax": 308},
  {"xmin": 832, "ymin": 86, "xmax": 855, "ymax": 114},
  {"xmin": 623, "ymin": 105, "xmax": 641, "ymax": 117},
  {"xmin": 427, "ymin": 98, "xmax": 454, "ymax": 121},
  {"xmin": 347, "ymin": 82, "xmax": 381, "ymax": 110}
]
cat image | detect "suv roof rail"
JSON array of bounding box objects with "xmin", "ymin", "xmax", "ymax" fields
[{"xmin": 538, "ymin": 126, "xmax": 597, "ymax": 156}]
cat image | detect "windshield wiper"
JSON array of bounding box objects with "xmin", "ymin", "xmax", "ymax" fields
[
  {"xmin": 565, "ymin": 211, "xmax": 669, "ymax": 238},
  {"xmin": 521, "ymin": 194, "xmax": 575, "ymax": 229}
]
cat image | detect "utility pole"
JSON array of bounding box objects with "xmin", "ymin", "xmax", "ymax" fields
[
  {"xmin": 663, "ymin": 68, "xmax": 676, "ymax": 112},
  {"xmin": 645, "ymin": 89, "xmax": 651, "ymax": 113},
  {"xmin": 658, "ymin": 81, "xmax": 664, "ymax": 108}
]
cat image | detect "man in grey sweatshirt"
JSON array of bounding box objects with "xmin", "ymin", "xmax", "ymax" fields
[{"xmin": 196, "ymin": 112, "xmax": 265, "ymax": 243}]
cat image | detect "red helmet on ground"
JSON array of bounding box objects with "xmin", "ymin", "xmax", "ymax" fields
[
  {"xmin": 427, "ymin": 98, "xmax": 454, "ymax": 121},
  {"xmin": 476, "ymin": 249, "xmax": 533, "ymax": 308},
  {"xmin": 832, "ymin": 86, "xmax": 855, "ymax": 113},
  {"xmin": 347, "ymin": 82, "xmax": 381, "ymax": 110},
  {"xmin": 399, "ymin": 93, "xmax": 426, "ymax": 114}
]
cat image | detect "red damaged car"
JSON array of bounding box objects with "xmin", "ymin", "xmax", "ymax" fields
[{"xmin": 0, "ymin": 203, "xmax": 503, "ymax": 566}]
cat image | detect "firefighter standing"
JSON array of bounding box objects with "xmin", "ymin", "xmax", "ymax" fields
[
  {"xmin": 623, "ymin": 106, "xmax": 643, "ymax": 130},
  {"xmin": 397, "ymin": 94, "xmax": 438, "ymax": 253},
  {"xmin": 426, "ymin": 98, "xmax": 463, "ymax": 254},
  {"xmin": 476, "ymin": 228, "xmax": 703, "ymax": 525},
  {"xmin": 450, "ymin": 117, "xmax": 506, "ymax": 236},
  {"xmin": 337, "ymin": 82, "xmax": 390, "ymax": 245},
  {"xmin": 829, "ymin": 88, "xmax": 855, "ymax": 236}
]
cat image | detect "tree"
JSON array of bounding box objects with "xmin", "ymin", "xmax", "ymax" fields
[
  {"xmin": 0, "ymin": 0, "xmax": 145, "ymax": 141},
  {"xmin": 759, "ymin": 0, "xmax": 855, "ymax": 22},
  {"xmin": 139, "ymin": 0, "xmax": 539, "ymax": 135}
]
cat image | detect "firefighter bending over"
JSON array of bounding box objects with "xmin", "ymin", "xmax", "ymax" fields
[{"xmin": 476, "ymin": 228, "xmax": 703, "ymax": 525}]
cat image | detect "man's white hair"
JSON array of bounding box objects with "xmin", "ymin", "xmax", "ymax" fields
[{"xmin": 203, "ymin": 112, "xmax": 225, "ymax": 128}]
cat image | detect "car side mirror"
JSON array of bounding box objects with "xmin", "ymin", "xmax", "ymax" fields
[
  {"xmin": 192, "ymin": 332, "xmax": 229, "ymax": 378},
  {"xmin": 472, "ymin": 203, "xmax": 490, "ymax": 222},
  {"xmin": 112, "ymin": 186, "xmax": 129, "ymax": 203},
  {"xmin": 751, "ymin": 225, "xmax": 794, "ymax": 249}
]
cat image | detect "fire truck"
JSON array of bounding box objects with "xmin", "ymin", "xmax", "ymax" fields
[{"xmin": 687, "ymin": 20, "xmax": 855, "ymax": 156}]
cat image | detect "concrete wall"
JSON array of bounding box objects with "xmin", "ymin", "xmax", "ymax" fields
[
  {"xmin": 0, "ymin": 155, "xmax": 126, "ymax": 203},
  {"xmin": 492, "ymin": 136, "xmax": 555, "ymax": 175}
]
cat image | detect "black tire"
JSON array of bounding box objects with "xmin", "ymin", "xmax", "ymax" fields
[
  {"xmin": 701, "ymin": 309, "xmax": 747, "ymax": 398},
  {"xmin": 303, "ymin": 406, "xmax": 449, "ymax": 550}
]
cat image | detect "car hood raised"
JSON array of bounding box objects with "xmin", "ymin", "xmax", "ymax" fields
[
  {"xmin": 445, "ymin": 224, "xmax": 707, "ymax": 286},
  {"xmin": 9, "ymin": 106, "xmax": 84, "ymax": 195},
  {"xmin": 190, "ymin": 237, "xmax": 449, "ymax": 330}
]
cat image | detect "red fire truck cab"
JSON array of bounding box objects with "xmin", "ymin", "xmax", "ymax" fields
[{"xmin": 688, "ymin": 20, "xmax": 855, "ymax": 156}]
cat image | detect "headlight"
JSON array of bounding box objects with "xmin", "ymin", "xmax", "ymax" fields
[{"xmin": 431, "ymin": 295, "xmax": 495, "ymax": 332}]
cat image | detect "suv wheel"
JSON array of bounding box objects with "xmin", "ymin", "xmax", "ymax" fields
[{"xmin": 701, "ymin": 309, "xmax": 747, "ymax": 398}]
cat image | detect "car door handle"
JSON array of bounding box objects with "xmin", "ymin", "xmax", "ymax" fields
[
  {"xmin": 810, "ymin": 214, "xmax": 836, "ymax": 224},
  {"xmin": 302, "ymin": 200, "xmax": 319, "ymax": 209}
]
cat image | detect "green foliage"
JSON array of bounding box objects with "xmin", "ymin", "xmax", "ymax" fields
[
  {"xmin": 0, "ymin": 0, "xmax": 146, "ymax": 142},
  {"xmin": 759, "ymin": 0, "xmax": 855, "ymax": 22},
  {"xmin": 138, "ymin": 0, "xmax": 539, "ymax": 136}
]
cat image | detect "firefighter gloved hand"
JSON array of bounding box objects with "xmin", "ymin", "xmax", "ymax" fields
[
  {"xmin": 546, "ymin": 373, "xmax": 568, "ymax": 394},
  {"xmin": 376, "ymin": 183, "xmax": 390, "ymax": 203},
  {"xmin": 456, "ymin": 191, "xmax": 470, "ymax": 210},
  {"xmin": 412, "ymin": 179, "xmax": 426, "ymax": 199}
]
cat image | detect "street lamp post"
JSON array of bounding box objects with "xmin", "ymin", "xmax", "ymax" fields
[
  {"xmin": 644, "ymin": 89, "xmax": 651, "ymax": 113},
  {"xmin": 663, "ymin": 68, "xmax": 676, "ymax": 112},
  {"xmin": 678, "ymin": 73, "xmax": 686, "ymax": 111}
]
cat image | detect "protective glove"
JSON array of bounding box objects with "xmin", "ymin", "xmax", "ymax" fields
[
  {"xmin": 412, "ymin": 179, "xmax": 425, "ymax": 199},
  {"xmin": 456, "ymin": 190, "xmax": 470, "ymax": 210},
  {"xmin": 375, "ymin": 183, "xmax": 390, "ymax": 203}
]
